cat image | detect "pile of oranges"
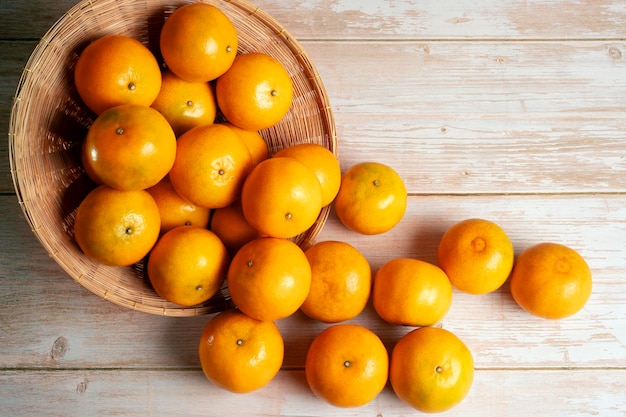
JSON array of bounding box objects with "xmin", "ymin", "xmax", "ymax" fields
[
  {"xmin": 72, "ymin": 2, "xmax": 327, "ymax": 308},
  {"xmin": 68, "ymin": 3, "xmax": 593, "ymax": 413}
]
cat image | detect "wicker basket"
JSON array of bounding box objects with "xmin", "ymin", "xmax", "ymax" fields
[{"xmin": 9, "ymin": 0, "xmax": 337, "ymax": 317}]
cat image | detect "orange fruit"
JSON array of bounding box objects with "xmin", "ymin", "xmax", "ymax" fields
[
  {"xmin": 147, "ymin": 226, "xmax": 229, "ymax": 307},
  {"xmin": 227, "ymin": 237, "xmax": 311, "ymax": 321},
  {"xmin": 82, "ymin": 104, "xmax": 177, "ymax": 191},
  {"xmin": 216, "ymin": 52, "xmax": 293, "ymax": 131},
  {"xmin": 221, "ymin": 122, "xmax": 269, "ymax": 167},
  {"xmin": 372, "ymin": 258, "xmax": 452, "ymax": 327},
  {"xmin": 199, "ymin": 308, "xmax": 284, "ymax": 393},
  {"xmin": 305, "ymin": 324, "xmax": 389, "ymax": 407},
  {"xmin": 168, "ymin": 124, "xmax": 253, "ymax": 209},
  {"xmin": 80, "ymin": 140, "xmax": 103, "ymax": 185},
  {"xmin": 73, "ymin": 185, "xmax": 160, "ymax": 266},
  {"xmin": 74, "ymin": 35, "xmax": 162, "ymax": 115},
  {"xmin": 334, "ymin": 161, "xmax": 407, "ymax": 235},
  {"xmin": 300, "ymin": 241, "xmax": 371, "ymax": 323},
  {"xmin": 210, "ymin": 200, "xmax": 264, "ymax": 256},
  {"xmin": 390, "ymin": 326, "xmax": 474, "ymax": 413},
  {"xmin": 437, "ymin": 218, "xmax": 514, "ymax": 295},
  {"xmin": 159, "ymin": 3, "xmax": 238, "ymax": 82},
  {"xmin": 241, "ymin": 157, "xmax": 323, "ymax": 239},
  {"xmin": 510, "ymin": 242, "xmax": 592, "ymax": 319},
  {"xmin": 150, "ymin": 70, "xmax": 217, "ymax": 137},
  {"xmin": 146, "ymin": 176, "xmax": 211, "ymax": 235},
  {"xmin": 274, "ymin": 143, "xmax": 341, "ymax": 206}
]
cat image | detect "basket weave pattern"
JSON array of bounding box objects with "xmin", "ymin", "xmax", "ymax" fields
[{"xmin": 9, "ymin": 0, "xmax": 337, "ymax": 316}]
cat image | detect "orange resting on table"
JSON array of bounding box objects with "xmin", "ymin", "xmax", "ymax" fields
[
  {"xmin": 334, "ymin": 161, "xmax": 407, "ymax": 235},
  {"xmin": 73, "ymin": 185, "xmax": 161, "ymax": 267},
  {"xmin": 510, "ymin": 242, "xmax": 592, "ymax": 319},
  {"xmin": 305, "ymin": 324, "xmax": 389, "ymax": 407},
  {"xmin": 227, "ymin": 237, "xmax": 311, "ymax": 321},
  {"xmin": 390, "ymin": 326, "xmax": 474, "ymax": 413},
  {"xmin": 199, "ymin": 308, "xmax": 284, "ymax": 393},
  {"xmin": 74, "ymin": 34, "xmax": 162, "ymax": 115},
  {"xmin": 301, "ymin": 240, "xmax": 371, "ymax": 323},
  {"xmin": 437, "ymin": 218, "xmax": 514, "ymax": 295},
  {"xmin": 372, "ymin": 257, "xmax": 452, "ymax": 327}
]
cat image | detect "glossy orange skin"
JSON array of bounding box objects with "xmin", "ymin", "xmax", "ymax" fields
[
  {"xmin": 390, "ymin": 327, "xmax": 474, "ymax": 413},
  {"xmin": 240, "ymin": 157, "xmax": 323, "ymax": 239},
  {"xmin": 437, "ymin": 218, "xmax": 514, "ymax": 295},
  {"xmin": 73, "ymin": 185, "xmax": 160, "ymax": 266},
  {"xmin": 221, "ymin": 122, "xmax": 269, "ymax": 167},
  {"xmin": 210, "ymin": 200, "xmax": 265, "ymax": 256},
  {"xmin": 216, "ymin": 52, "xmax": 293, "ymax": 131},
  {"xmin": 147, "ymin": 226, "xmax": 229, "ymax": 307},
  {"xmin": 150, "ymin": 70, "xmax": 217, "ymax": 137},
  {"xmin": 305, "ymin": 324, "xmax": 389, "ymax": 407},
  {"xmin": 82, "ymin": 104, "xmax": 177, "ymax": 191},
  {"xmin": 301, "ymin": 240, "xmax": 372, "ymax": 323},
  {"xmin": 160, "ymin": 3, "xmax": 238, "ymax": 82},
  {"xmin": 168, "ymin": 124, "xmax": 253, "ymax": 209},
  {"xmin": 74, "ymin": 35, "xmax": 162, "ymax": 115},
  {"xmin": 199, "ymin": 309, "xmax": 284, "ymax": 393},
  {"xmin": 146, "ymin": 176, "xmax": 211, "ymax": 235},
  {"xmin": 334, "ymin": 161, "xmax": 407, "ymax": 235},
  {"xmin": 510, "ymin": 242, "xmax": 592, "ymax": 319},
  {"xmin": 274, "ymin": 143, "xmax": 341, "ymax": 207},
  {"xmin": 227, "ymin": 237, "xmax": 311, "ymax": 321},
  {"xmin": 373, "ymin": 258, "xmax": 453, "ymax": 327}
]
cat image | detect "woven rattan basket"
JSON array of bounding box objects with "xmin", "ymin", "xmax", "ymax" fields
[{"xmin": 9, "ymin": 0, "xmax": 337, "ymax": 317}]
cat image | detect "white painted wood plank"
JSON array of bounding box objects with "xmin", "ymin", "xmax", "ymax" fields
[
  {"xmin": 277, "ymin": 0, "xmax": 626, "ymax": 41},
  {"xmin": 2, "ymin": 195, "xmax": 625, "ymax": 370},
  {"xmin": 303, "ymin": 40, "xmax": 626, "ymax": 194},
  {"xmin": 1, "ymin": 369, "xmax": 624, "ymax": 417},
  {"xmin": 3, "ymin": 0, "xmax": 626, "ymax": 41}
]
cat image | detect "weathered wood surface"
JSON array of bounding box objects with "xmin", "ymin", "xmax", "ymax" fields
[
  {"xmin": 1, "ymin": 0, "xmax": 626, "ymax": 41},
  {"xmin": 2, "ymin": 369, "xmax": 625, "ymax": 417},
  {"xmin": 1, "ymin": 1, "xmax": 625, "ymax": 416}
]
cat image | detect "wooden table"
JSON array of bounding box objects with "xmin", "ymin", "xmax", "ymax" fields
[{"xmin": 2, "ymin": 1, "xmax": 625, "ymax": 415}]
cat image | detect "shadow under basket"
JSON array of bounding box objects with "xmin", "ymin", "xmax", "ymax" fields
[{"xmin": 9, "ymin": 0, "xmax": 337, "ymax": 317}]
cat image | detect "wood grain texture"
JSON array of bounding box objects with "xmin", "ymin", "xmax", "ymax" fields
[
  {"xmin": 1, "ymin": 0, "xmax": 625, "ymax": 416},
  {"xmin": 1, "ymin": 0, "xmax": 625, "ymax": 41},
  {"xmin": 1, "ymin": 369, "xmax": 624, "ymax": 417},
  {"xmin": 309, "ymin": 40, "xmax": 626, "ymax": 194}
]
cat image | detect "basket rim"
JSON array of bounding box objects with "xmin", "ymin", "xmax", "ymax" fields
[{"xmin": 9, "ymin": 0, "xmax": 337, "ymax": 317}]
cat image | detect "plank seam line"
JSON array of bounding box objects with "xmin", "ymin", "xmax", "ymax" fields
[
  {"xmin": 3, "ymin": 37, "xmax": 626, "ymax": 43},
  {"xmin": 2, "ymin": 191, "xmax": 625, "ymax": 198},
  {"xmin": 406, "ymin": 191, "xmax": 626, "ymax": 197},
  {"xmin": 298, "ymin": 38, "xmax": 626, "ymax": 43},
  {"xmin": 2, "ymin": 366, "xmax": 625, "ymax": 372}
]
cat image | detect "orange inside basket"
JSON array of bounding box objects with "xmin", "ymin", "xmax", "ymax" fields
[{"xmin": 9, "ymin": 0, "xmax": 337, "ymax": 317}]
